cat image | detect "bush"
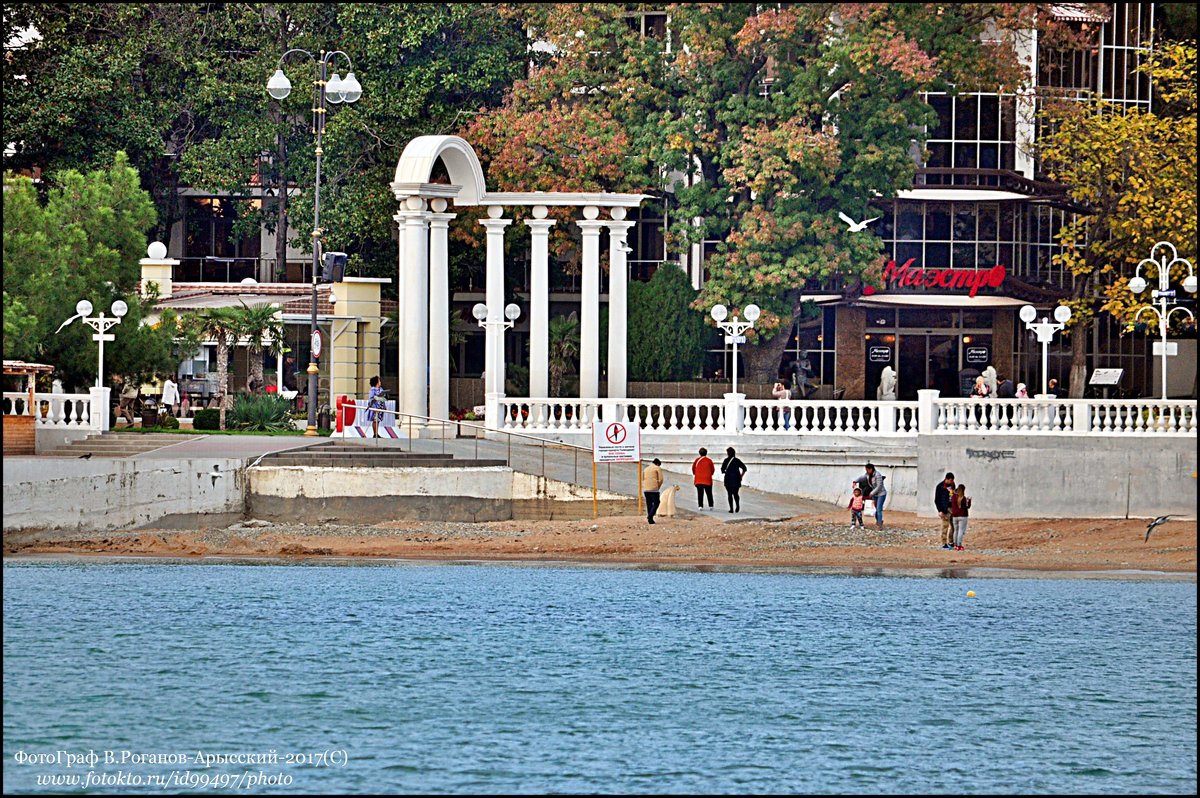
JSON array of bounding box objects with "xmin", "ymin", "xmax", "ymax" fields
[
  {"xmin": 192, "ymin": 408, "xmax": 220, "ymax": 430},
  {"xmin": 229, "ymin": 393, "xmax": 293, "ymax": 432},
  {"xmin": 158, "ymin": 413, "xmax": 180, "ymax": 430}
]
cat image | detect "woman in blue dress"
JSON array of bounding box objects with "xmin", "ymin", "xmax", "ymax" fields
[{"xmin": 366, "ymin": 375, "xmax": 386, "ymax": 438}]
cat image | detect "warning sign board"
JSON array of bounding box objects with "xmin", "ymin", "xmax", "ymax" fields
[{"xmin": 592, "ymin": 420, "xmax": 641, "ymax": 463}]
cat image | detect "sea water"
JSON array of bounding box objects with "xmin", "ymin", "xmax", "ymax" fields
[{"xmin": 3, "ymin": 560, "xmax": 1196, "ymax": 794}]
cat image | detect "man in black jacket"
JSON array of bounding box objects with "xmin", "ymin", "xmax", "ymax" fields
[
  {"xmin": 996, "ymin": 376, "xmax": 1016, "ymax": 398},
  {"xmin": 934, "ymin": 472, "xmax": 956, "ymax": 549}
]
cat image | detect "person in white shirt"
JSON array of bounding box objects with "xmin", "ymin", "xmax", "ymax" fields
[{"xmin": 161, "ymin": 376, "xmax": 180, "ymax": 417}]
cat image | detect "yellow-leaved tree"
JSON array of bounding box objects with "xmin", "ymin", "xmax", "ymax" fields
[{"xmin": 1038, "ymin": 42, "xmax": 1197, "ymax": 397}]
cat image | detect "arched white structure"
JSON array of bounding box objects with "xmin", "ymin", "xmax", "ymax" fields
[{"xmin": 390, "ymin": 135, "xmax": 648, "ymax": 433}]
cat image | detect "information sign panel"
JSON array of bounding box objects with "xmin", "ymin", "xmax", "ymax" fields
[{"xmin": 592, "ymin": 420, "xmax": 641, "ymax": 463}]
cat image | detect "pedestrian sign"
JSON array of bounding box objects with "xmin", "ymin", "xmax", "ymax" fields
[{"xmin": 592, "ymin": 420, "xmax": 641, "ymax": 463}]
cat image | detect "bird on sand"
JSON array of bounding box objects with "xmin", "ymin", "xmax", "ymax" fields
[
  {"xmin": 838, "ymin": 211, "xmax": 880, "ymax": 232},
  {"xmin": 1144, "ymin": 515, "xmax": 1172, "ymax": 543},
  {"xmin": 78, "ymin": 452, "xmax": 93, "ymax": 459}
]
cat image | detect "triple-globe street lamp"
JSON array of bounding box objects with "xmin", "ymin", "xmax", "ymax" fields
[
  {"xmin": 1128, "ymin": 241, "xmax": 1197, "ymax": 401},
  {"xmin": 711, "ymin": 303, "xmax": 760, "ymax": 397},
  {"xmin": 266, "ymin": 50, "xmax": 362, "ymax": 435},
  {"xmin": 57, "ymin": 298, "xmax": 129, "ymax": 390},
  {"xmin": 1019, "ymin": 304, "xmax": 1071, "ymax": 398}
]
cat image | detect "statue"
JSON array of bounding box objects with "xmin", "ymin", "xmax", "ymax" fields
[
  {"xmin": 982, "ymin": 364, "xmax": 998, "ymax": 398},
  {"xmin": 877, "ymin": 365, "xmax": 897, "ymax": 401}
]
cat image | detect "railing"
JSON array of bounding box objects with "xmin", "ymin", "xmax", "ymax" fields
[
  {"xmin": 2, "ymin": 392, "xmax": 96, "ymax": 429},
  {"xmin": 499, "ymin": 398, "xmax": 727, "ymax": 434},
  {"xmin": 742, "ymin": 400, "xmax": 919, "ymax": 436},
  {"xmin": 929, "ymin": 397, "xmax": 1197, "ymax": 435}
]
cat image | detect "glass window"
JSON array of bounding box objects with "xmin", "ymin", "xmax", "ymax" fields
[
  {"xmin": 979, "ymin": 96, "xmax": 999, "ymax": 139},
  {"xmin": 953, "ymin": 208, "xmax": 976, "ymax": 241},
  {"xmin": 895, "ymin": 242, "xmax": 922, "ymax": 265},
  {"xmin": 925, "ymin": 242, "xmax": 951, "ymax": 268},
  {"xmin": 876, "ymin": 209, "xmax": 894, "ymax": 240},
  {"xmin": 977, "ymin": 242, "xmax": 998, "ymax": 266},
  {"xmin": 899, "ymin": 308, "xmax": 956, "ymax": 328},
  {"xmin": 955, "ymin": 96, "xmax": 978, "ymax": 139},
  {"xmin": 926, "ymin": 142, "xmax": 951, "ymax": 168},
  {"xmin": 954, "ymin": 143, "xmax": 977, "ymax": 169},
  {"xmin": 953, "ymin": 243, "xmax": 976, "ymax": 269},
  {"xmin": 928, "ymin": 95, "xmax": 952, "ymax": 139},
  {"xmin": 1000, "ymin": 96, "xmax": 1016, "ymax": 141},
  {"xmin": 926, "ymin": 203, "xmax": 952, "ymax": 240},
  {"xmin": 897, "ymin": 207, "xmax": 923, "ymax": 240},
  {"xmin": 866, "ymin": 309, "xmax": 895, "ymax": 328},
  {"xmin": 1000, "ymin": 143, "xmax": 1015, "ymax": 170},
  {"xmin": 962, "ymin": 309, "xmax": 994, "ymax": 329},
  {"xmin": 979, "ymin": 143, "xmax": 999, "ymax": 169},
  {"xmin": 977, "ymin": 204, "xmax": 999, "ymax": 240}
]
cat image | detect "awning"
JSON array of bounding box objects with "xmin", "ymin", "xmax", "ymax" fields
[
  {"xmin": 800, "ymin": 294, "xmax": 842, "ymax": 304},
  {"xmin": 1049, "ymin": 4, "xmax": 1111, "ymax": 23},
  {"xmin": 896, "ymin": 189, "xmax": 1031, "ymax": 202},
  {"xmin": 855, "ymin": 294, "xmax": 1028, "ymax": 308}
]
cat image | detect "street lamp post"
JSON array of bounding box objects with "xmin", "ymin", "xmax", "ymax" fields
[
  {"xmin": 267, "ymin": 49, "xmax": 363, "ymax": 435},
  {"xmin": 710, "ymin": 303, "xmax": 760, "ymax": 397},
  {"xmin": 473, "ymin": 302, "xmax": 521, "ymax": 430},
  {"xmin": 1128, "ymin": 241, "xmax": 1197, "ymax": 401},
  {"xmin": 1019, "ymin": 304, "xmax": 1071, "ymax": 398},
  {"xmin": 57, "ymin": 299, "xmax": 129, "ymax": 389}
]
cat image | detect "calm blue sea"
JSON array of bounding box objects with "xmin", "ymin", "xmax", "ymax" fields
[{"xmin": 3, "ymin": 560, "xmax": 1196, "ymax": 794}]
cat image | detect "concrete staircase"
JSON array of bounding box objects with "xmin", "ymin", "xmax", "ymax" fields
[
  {"xmin": 41, "ymin": 432, "xmax": 195, "ymax": 458},
  {"xmin": 256, "ymin": 441, "xmax": 507, "ymax": 469}
]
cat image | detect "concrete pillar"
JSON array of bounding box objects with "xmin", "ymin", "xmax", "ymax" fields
[
  {"xmin": 428, "ymin": 199, "xmax": 455, "ymax": 421},
  {"xmin": 330, "ymin": 277, "xmax": 388, "ymax": 408},
  {"xmin": 139, "ymin": 241, "xmax": 177, "ymax": 299},
  {"xmin": 917, "ymin": 389, "xmax": 939, "ymax": 434},
  {"xmin": 577, "ymin": 206, "xmax": 604, "ymax": 398},
  {"xmin": 481, "ymin": 207, "xmax": 512, "ymax": 427},
  {"xmin": 525, "ymin": 206, "xmax": 555, "ymax": 397},
  {"xmin": 836, "ymin": 306, "xmax": 866, "ymax": 399},
  {"xmin": 398, "ymin": 197, "xmax": 430, "ymax": 422},
  {"xmin": 606, "ymin": 211, "xmax": 635, "ymax": 400},
  {"xmin": 90, "ymin": 387, "xmax": 111, "ymax": 431}
]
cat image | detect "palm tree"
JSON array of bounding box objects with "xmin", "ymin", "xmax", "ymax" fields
[
  {"xmin": 192, "ymin": 307, "xmax": 241, "ymax": 430},
  {"xmin": 547, "ymin": 312, "xmax": 580, "ymax": 397},
  {"xmin": 235, "ymin": 301, "xmax": 285, "ymax": 391}
]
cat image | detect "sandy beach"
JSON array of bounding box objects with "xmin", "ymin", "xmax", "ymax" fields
[{"xmin": 5, "ymin": 507, "xmax": 1195, "ymax": 576}]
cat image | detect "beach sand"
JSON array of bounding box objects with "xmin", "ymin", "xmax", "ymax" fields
[{"xmin": 4, "ymin": 508, "xmax": 1195, "ymax": 575}]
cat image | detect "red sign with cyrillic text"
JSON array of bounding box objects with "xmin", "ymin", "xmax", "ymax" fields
[{"xmin": 873, "ymin": 259, "xmax": 1007, "ymax": 298}]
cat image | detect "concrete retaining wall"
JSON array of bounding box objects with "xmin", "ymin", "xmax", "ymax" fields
[
  {"xmin": 247, "ymin": 466, "xmax": 632, "ymax": 524},
  {"xmin": 916, "ymin": 435, "xmax": 1198, "ymax": 519},
  {"xmin": 2, "ymin": 457, "xmax": 245, "ymax": 533}
]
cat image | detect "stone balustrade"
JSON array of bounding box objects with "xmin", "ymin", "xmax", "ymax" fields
[{"xmin": 3, "ymin": 392, "xmax": 99, "ymax": 430}]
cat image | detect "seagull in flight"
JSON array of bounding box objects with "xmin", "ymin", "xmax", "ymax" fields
[
  {"xmin": 838, "ymin": 211, "xmax": 880, "ymax": 232},
  {"xmin": 1144, "ymin": 515, "xmax": 1172, "ymax": 543},
  {"xmin": 206, "ymin": 464, "xmax": 225, "ymax": 488}
]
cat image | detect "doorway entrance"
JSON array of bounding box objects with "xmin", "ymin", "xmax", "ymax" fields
[{"xmin": 896, "ymin": 334, "xmax": 960, "ymax": 400}]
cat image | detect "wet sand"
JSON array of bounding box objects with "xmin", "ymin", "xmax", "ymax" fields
[{"xmin": 5, "ymin": 509, "xmax": 1195, "ymax": 577}]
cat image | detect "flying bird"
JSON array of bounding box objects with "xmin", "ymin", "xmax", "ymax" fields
[
  {"xmin": 55, "ymin": 314, "xmax": 83, "ymax": 334},
  {"xmin": 1144, "ymin": 515, "xmax": 1172, "ymax": 543},
  {"xmin": 206, "ymin": 464, "xmax": 225, "ymax": 488},
  {"xmin": 838, "ymin": 211, "xmax": 880, "ymax": 232}
]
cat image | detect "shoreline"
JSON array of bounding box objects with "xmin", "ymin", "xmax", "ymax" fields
[
  {"xmin": 4, "ymin": 508, "xmax": 1195, "ymax": 579},
  {"xmin": 4, "ymin": 550, "xmax": 1194, "ymax": 581}
]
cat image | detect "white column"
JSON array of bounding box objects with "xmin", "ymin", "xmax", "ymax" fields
[
  {"xmin": 525, "ymin": 206, "xmax": 555, "ymax": 398},
  {"xmin": 393, "ymin": 209, "xmax": 407, "ymax": 407},
  {"xmin": 398, "ymin": 197, "xmax": 430, "ymax": 422},
  {"xmin": 90, "ymin": 387, "xmax": 111, "ymax": 432},
  {"xmin": 428, "ymin": 199, "xmax": 455, "ymax": 421},
  {"xmin": 481, "ymin": 207, "xmax": 512, "ymax": 426},
  {"xmin": 577, "ymin": 206, "xmax": 604, "ymax": 398},
  {"xmin": 605, "ymin": 211, "xmax": 634, "ymax": 400}
]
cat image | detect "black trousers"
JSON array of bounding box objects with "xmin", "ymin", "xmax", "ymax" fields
[
  {"xmin": 726, "ymin": 485, "xmax": 741, "ymax": 512},
  {"xmin": 696, "ymin": 484, "xmax": 713, "ymax": 507},
  {"xmin": 645, "ymin": 491, "xmax": 661, "ymax": 522}
]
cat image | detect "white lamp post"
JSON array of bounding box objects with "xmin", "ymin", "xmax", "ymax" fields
[
  {"xmin": 267, "ymin": 48, "xmax": 363, "ymax": 435},
  {"xmin": 474, "ymin": 302, "xmax": 521, "ymax": 429},
  {"xmin": 711, "ymin": 303, "xmax": 760, "ymax": 397},
  {"xmin": 1019, "ymin": 304, "xmax": 1071, "ymax": 398},
  {"xmin": 1128, "ymin": 241, "xmax": 1197, "ymax": 401},
  {"xmin": 57, "ymin": 299, "xmax": 129, "ymax": 389}
]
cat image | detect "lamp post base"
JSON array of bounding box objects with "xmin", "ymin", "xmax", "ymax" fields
[{"xmin": 304, "ymin": 425, "xmax": 318, "ymax": 437}]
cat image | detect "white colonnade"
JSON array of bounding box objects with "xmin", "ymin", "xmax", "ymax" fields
[{"xmin": 390, "ymin": 135, "xmax": 647, "ymax": 432}]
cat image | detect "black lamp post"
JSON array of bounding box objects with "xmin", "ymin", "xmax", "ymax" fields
[{"xmin": 267, "ymin": 50, "xmax": 362, "ymax": 435}]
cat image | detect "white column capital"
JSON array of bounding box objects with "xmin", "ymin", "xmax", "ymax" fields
[
  {"xmin": 604, "ymin": 220, "xmax": 636, "ymax": 235},
  {"xmin": 429, "ymin": 212, "xmax": 456, "ymax": 228},
  {"xmin": 524, "ymin": 218, "xmax": 557, "ymax": 232},
  {"xmin": 480, "ymin": 217, "xmax": 513, "ymax": 232},
  {"xmin": 576, "ymin": 219, "xmax": 606, "ymax": 234}
]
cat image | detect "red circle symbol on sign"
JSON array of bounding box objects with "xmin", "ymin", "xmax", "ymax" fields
[{"xmin": 605, "ymin": 423, "xmax": 626, "ymax": 445}]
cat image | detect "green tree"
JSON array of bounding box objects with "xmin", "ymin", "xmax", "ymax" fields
[
  {"xmin": 547, "ymin": 313, "xmax": 580, "ymax": 397},
  {"xmin": 1038, "ymin": 42, "xmax": 1198, "ymax": 396},
  {"xmin": 2, "ymin": 154, "xmax": 175, "ymax": 389},
  {"xmin": 187, "ymin": 307, "xmax": 242, "ymax": 430},
  {"xmin": 474, "ymin": 4, "xmax": 1079, "ymax": 380},
  {"xmin": 232, "ymin": 301, "xmax": 286, "ymax": 391},
  {"xmin": 627, "ymin": 264, "xmax": 708, "ymax": 381}
]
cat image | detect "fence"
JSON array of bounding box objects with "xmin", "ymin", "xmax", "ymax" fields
[{"xmin": 2, "ymin": 392, "xmax": 99, "ymax": 430}]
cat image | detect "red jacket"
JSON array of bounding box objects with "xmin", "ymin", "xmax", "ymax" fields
[{"xmin": 692, "ymin": 456, "xmax": 715, "ymax": 485}]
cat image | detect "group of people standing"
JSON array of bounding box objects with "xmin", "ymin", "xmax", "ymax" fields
[
  {"xmin": 934, "ymin": 471, "xmax": 972, "ymax": 551},
  {"xmin": 641, "ymin": 447, "xmax": 749, "ymax": 524},
  {"xmin": 848, "ymin": 462, "xmax": 888, "ymax": 528}
]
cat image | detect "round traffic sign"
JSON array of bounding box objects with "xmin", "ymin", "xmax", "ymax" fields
[
  {"xmin": 311, "ymin": 329, "xmax": 322, "ymax": 359},
  {"xmin": 605, "ymin": 423, "xmax": 627, "ymax": 445}
]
